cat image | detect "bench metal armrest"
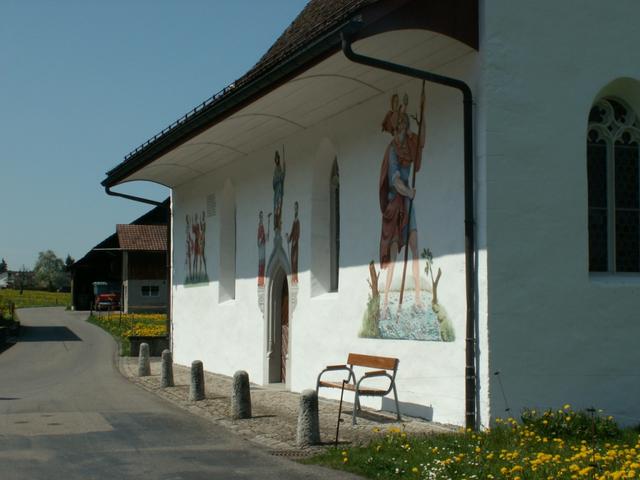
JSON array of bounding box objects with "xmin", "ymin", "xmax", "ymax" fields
[
  {"xmin": 325, "ymin": 364, "xmax": 348, "ymax": 371},
  {"xmin": 316, "ymin": 365, "xmax": 355, "ymax": 391},
  {"xmin": 354, "ymin": 370, "xmax": 394, "ymax": 395}
]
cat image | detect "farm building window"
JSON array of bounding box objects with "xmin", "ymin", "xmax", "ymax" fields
[
  {"xmin": 141, "ymin": 285, "xmax": 160, "ymax": 297},
  {"xmin": 588, "ymin": 98, "xmax": 640, "ymax": 272}
]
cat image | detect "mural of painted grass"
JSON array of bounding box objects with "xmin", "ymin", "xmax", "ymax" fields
[
  {"xmin": 88, "ymin": 313, "xmax": 167, "ymax": 355},
  {"xmin": 360, "ymin": 250, "xmax": 455, "ymax": 342},
  {"xmin": 306, "ymin": 406, "xmax": 636, "ymax": 480}
]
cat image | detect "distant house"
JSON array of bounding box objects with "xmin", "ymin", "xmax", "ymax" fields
[
  {"xmin": 71, "ymin": 200, "xmax": 168, "ymax": 312},
  {"xmin": 5, "ymin": 270, "xmax": 36, "ymax": 290}
]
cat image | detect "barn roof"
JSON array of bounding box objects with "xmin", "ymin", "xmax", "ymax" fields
[{"xmin": 116, "ymin": 224, "xmax": 167, "ymax": 252}]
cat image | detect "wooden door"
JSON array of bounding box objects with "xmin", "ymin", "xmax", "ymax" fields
[{"xmin": 280, "ymin": 280, "xmax": 289, "ymax": 383}]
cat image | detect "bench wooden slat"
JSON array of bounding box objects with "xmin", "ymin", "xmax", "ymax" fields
[{"xmin": 347, "ymin": 353, "xmax": 398, "ymax": 370}]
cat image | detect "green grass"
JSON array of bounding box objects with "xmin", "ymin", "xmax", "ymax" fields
[
  {"xmin": 305, "ymin": 408, "xmax": 640, "ymax": 480},
  {"xmin": 88, "ymin": 312, "xmax": 167, "ymax": 356},
  {"xmin": 0, "ymin": 288, "xmax": 70, "ymax": 320}
]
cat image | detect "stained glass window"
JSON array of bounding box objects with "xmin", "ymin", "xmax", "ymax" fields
[{"xmin": 587, "ymin": 98, "xmax": 640, "ymax": 272}]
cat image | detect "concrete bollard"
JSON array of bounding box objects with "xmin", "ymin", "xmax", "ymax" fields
[
  {"xmin": 296, "ymin": 389, "xmax": 320, "ymax": 447},
  {"xmin": 231, "ymin": 370, "xmax": 252, "ymax": 419},
  {"xmin": 189, "ymin": 360, "xmax": 205, "ymax": 401},
  {"xmin": 137, "ymin": 343, "xmax": 151, "ymax": 377},
  {"xmin": 160, "ymin": 349, "xmax": 174, "ymax": 388}
]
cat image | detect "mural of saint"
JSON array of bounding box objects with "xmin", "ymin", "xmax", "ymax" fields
[
  {"xmin": 286, "ymin": 201, "xmax": 300, "ymax": 284},
  {"xmin": 379, "ymin": 92, "xmax": 425, "ymax": 312},
  {"xmin": 185, "ymin": 211, "xmax": 209, "ymax": 284},
  {"xmin": 272, "ymin": 150, "xmax": 286, "ymax": 231},
  {"xmin": 360, "ymin": 86, "xmax": 455, "ymax": 342}
]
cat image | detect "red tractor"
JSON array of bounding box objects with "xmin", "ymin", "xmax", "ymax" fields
[{"xmin": 92, "ymin": 282, "xmax": 121, "ymax": 311}]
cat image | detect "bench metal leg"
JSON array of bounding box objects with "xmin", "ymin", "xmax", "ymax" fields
[
  {"xmin": 392, "ymin": 384, "xmax": 401, "ymax": 421},
  {"xmin": 352, "ymin": 391, "xmax": 359, "ymax": 425}
]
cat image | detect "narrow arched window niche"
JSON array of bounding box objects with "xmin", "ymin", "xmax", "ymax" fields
[
  {"xmin": 329, "ymin": 157, "xmax": 340, "ymax": 292},
  {"xmin": 219, "ymin": 179, "xmax": 236, "ymax": 301},
  {"xmin": 588, "ymin": 97, "xmax": 640, "ymax": 272}
]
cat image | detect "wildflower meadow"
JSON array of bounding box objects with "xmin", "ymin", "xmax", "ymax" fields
[
  {"xmin": 88, "ymin": 312, "xmax": 167, "ymax": 355},
  {"xmin": 307, "ymin": 406, "xmax": 640, "ymax": 480}
]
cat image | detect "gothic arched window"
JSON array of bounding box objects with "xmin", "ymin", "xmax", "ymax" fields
[
  {"xmin": 588, "ymin": 98, "xmax": 640, "ymax": 272},
  {"xmin": 329, "ymin": 158, "xmax": 340, "ymax": 291}
]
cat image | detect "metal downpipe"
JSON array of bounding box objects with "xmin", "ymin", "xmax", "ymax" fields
[{"xmin": 341, "ymin": 32, "xmax": 477, "ymax": 429}]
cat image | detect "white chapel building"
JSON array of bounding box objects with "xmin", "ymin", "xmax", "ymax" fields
[{"xmin": 102, "ymin": 0, "xmax": 640, "ymax": 427}]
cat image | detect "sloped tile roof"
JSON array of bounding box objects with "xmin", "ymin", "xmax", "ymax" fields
[
  {"xmin": 241, "ymin": 0, "xmax": 379, "ymax": 86},
  {"xmin": 116, "ymin": 224, "xmax": 167, "ymax": 251}
]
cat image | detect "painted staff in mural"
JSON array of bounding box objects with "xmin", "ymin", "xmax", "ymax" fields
[
  {"xmin": 379, "ymin": 88, "xmax": 426, "ymax": 313},
  {"xmin": 257, "ymin": 210, "xmax": 266, "ymax": 286},
  {"xmin": 272, "ymin": 150, "xmax": 286, "ymax": 231},
  {"xmin": 286, "ymin": 201, "xmax": 300, "ymax": 284},
  {"xmin": 185, "ymin": 214, "xmax": 193, "ymax": 280},
  {"xmin": 199, "ymin": 212, "xmax": 207, "ymax": 278}
]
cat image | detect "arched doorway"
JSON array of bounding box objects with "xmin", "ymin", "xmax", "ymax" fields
[{"xmin": 267, "ymin": 265, "xmax": 290, "ymax": 384}]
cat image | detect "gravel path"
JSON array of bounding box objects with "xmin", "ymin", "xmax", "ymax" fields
[{"xmin": 118, "ymin": 355, "xmax": 455, "ymax": 454}]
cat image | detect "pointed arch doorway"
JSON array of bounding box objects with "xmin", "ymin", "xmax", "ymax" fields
[{"xmin": 266, "ymin": 259, "xmax": 291, "ymax": 385}]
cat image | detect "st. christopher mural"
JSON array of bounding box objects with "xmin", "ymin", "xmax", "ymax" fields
[
  {"xmin": 185, "ymin": 211, "xmax": 209, "ymax": 284},
  {"xmin": 360, "ymin": 85, "xmax": 455, "ymax": 342},
  {"xmin": 256, "ymin": 149, "xmax": 300, "ymax": 313}
]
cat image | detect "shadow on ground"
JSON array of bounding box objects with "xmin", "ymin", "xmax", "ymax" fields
[{"xmin": 18, "ymin": 326, "xmax": 81, "ymax": 342}]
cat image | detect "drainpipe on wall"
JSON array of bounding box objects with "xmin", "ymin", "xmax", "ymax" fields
[
  {"xmin": 341, "ymin": 30, "xmax": 477, "ymax": 429},
  {"xmin": 104, "ymin": 186, "xmax": 172, "ymax": 349}
]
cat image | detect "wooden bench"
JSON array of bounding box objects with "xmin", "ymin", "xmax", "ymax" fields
[{"xmin": 316, "ymin": 353, "xmax": 401, "ymax": 424}]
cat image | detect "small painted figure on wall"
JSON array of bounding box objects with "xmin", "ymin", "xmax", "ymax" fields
[
  {"xmin": 257, "ymin": 210, "xmax": 267, "ymax": 286},
  {"xmin": 286, "ymin": 201, "xmax": 300, "ymax": 284},
  {"xmin": 185, "ymin": 211, "xmax": 209, "ymax": 284},
  {"xmin": 272, "ymin": 150, "xmax": 286, "ymax": 231}
]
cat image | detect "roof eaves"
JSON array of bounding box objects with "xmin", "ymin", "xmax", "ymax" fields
[{"xmin": 102, "ymin": 9, "xmax": 372, "ymax": 187}]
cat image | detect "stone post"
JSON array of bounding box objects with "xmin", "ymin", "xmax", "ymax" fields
[
  {"xmin": 137, "ymin": 342, "xmax": 151, "ymax": 377},
  {"xmin": 296, "ymin": 389, "xmax": 320, "ymax": 447},
  {"xmin": 189, "ymin": 360, "xmax": 205, "ymax": 401},
  {"xmin": 160, "ymin": 349, "xmax": 174, "ymax": 388},
  {"xmin": 231, "ymin": 370, "xmax": 252, "ymax": 419}
]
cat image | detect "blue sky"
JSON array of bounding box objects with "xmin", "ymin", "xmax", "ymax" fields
[{"xmin": 0, "ymin": 0, "xmax": 307, "ymax": 269}]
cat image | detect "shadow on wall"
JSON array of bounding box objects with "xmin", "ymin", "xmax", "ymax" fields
[{"xmin": 382, "ymin": 397, "xmax": 434, "ymax": 421}]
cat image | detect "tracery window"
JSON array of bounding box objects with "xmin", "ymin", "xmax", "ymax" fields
[{"xmin": 588, "ymin": 98, "xmax": 640, "ymax": 272}]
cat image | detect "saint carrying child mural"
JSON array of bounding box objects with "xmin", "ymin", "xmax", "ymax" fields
[
  {"xmin": 360, "ymin": 84, "xmax": 455, "ymax": 342},
  {"xmin": 185, "ymin": 211, "xmax": 209, "ymax": 284}
]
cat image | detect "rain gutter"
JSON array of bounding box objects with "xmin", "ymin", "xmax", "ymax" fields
[
  {"xmin": 105, "ymin": 186, "xmax": 172, "ymax": 347},
  {"xmin": 341, "ymin": 27, "xmax": 478, "ymax": 429}
]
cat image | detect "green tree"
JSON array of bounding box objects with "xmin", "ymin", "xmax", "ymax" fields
[
  {"xmin": 64, "ymin": 254, "xmax": 75, "ymax": 272},
  {"xmin": 33, "ymin": 250, "xmax": 68, "ymax": 291},
  {"xmin": 0, "ymin": 258, "xmax": 7, "ymax": 273}
]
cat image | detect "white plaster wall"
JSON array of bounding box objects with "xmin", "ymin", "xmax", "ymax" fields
[
  {"xmin": 171, "ymin": 43, "xmax": 480, "ymax": 426},
  {"xmin": 483, "ymin": 0, "xmax": 640, "ymax": 425}
]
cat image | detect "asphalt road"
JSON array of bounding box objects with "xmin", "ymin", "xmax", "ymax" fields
[{"xmin": 0, "ymin": 307, "xmax": 359, "ymax": 480}]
